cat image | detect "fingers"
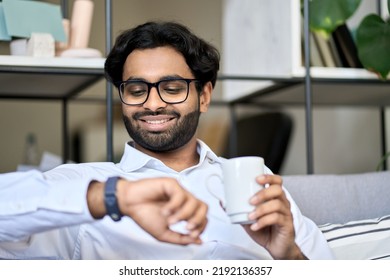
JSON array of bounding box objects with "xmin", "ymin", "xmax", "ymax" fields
[
  {"xmin": 248, "ymin": 175, "xmax": 292, "ymax": 231},
  {"xmin": 165, "ymin": 194, "xmax": 207, "ymax": 226},
  {"xmin": 160, "ymin": 183, "xmax": 187, "ymax": 217},
  {"xmin": 157, "ymin": 229, "xmax": 203, "ymax": 245},
  {"xmin": 249, "ymin": 205, "xmax": 291, "ymax": 231},
  {"xmin": 117, "ymin": 177, "xmax": 208, "ymax": 245},
  {"xmin": 162, "ymin": 182, "xmax": 208, "ymax": 239},
  {"xmin": 250, "ymin": 174, "xmax": 286, "ymax": 205}
]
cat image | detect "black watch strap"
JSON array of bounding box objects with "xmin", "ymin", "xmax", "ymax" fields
[{"xmin": 104, "ymin": 176, "xmax": 122, "ymax": 221}]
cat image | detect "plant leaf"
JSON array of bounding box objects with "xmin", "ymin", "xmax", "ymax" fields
[
  {"xmin": 356, "ymin": 14, "xmax": 390, "ymax": 79},
  {"xmin": 308, "ymin": 0, "xmax": 362, "ymax": 36}
]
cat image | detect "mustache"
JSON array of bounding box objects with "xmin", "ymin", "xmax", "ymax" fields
[{"xmin": 133, "ymin": 110, "xmax": 180, "ymax": 120}]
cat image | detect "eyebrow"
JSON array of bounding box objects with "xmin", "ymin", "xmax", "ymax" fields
[{"xmin": 123, "ymin": 74, "xmax": 186, "ymax": 82}]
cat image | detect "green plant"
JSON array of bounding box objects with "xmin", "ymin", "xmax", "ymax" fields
[
  {"xmin": 376, "ymin": 151, "xmax": 390, "ymax": 171},
  {"xmin": 305, "ymin": 0, "xmax": 390, "ymax": 79}
]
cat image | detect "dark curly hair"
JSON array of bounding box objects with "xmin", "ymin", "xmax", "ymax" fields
[{"xmin": 104, "ymin": 21, "xmax": 220, "ymax": 92}]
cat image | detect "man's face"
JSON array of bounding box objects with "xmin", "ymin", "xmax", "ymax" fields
[{"xmin": 121, "ymin": 46, "xmax": 210, "ymax": 152}]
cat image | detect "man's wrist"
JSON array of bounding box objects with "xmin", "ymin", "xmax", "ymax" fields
[
  {"xmin": 87, "ymin": 180, "xmax": 106, "ymax": 219},
  {"xmin": 287, "ymin": 245, "xmax": 308, "ymax": 260}
]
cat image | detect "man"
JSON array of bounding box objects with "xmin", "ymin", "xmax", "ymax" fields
[{"xmin": 0, "ymin": 21, "xmax": 333, "ymax": 259}]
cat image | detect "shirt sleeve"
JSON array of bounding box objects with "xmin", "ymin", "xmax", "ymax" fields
[{"xmin": 0, "ymin": 169, "xmax": 95, "ymax": 242}]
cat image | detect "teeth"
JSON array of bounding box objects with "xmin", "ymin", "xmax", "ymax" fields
[{"xmin": 146, "ymin": 119, "xmax": 169, "ymax": 124}]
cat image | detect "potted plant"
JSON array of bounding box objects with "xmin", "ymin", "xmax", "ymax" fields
[{"xmin": 305, "ymin": 0, "xmax": 390, "ymax": 79}]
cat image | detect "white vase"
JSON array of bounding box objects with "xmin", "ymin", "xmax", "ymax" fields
[{"xmin": 69, "ymin": 0, "xmax": 94, "ymax": 49}]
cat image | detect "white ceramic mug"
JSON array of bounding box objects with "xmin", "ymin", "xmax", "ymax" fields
[{"xmin": 208, "ymin": 156, "xmax": 265, "ymax": 224}]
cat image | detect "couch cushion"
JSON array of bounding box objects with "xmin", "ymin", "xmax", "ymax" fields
[
  {"xmin": 319, "ymin": 215, "xmax": 390, "ymax": 260},
  {"xmin": 283, "ymin": 171, "xmax": 390, "ymax": 225}
]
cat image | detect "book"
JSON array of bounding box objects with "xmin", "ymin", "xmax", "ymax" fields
[
  {"xmin": 309, "ymin": 32, "xmax": 325, "ymax": 67},
  {"xmin": 300, "ymin": 17, "xmax": 325, "ymax": 67},
  {"xmin": 328, "ymin": 36, "xmax": 344, "ymax": 67},
  {"xmin": 313, "ymin": 32, "xmax": 337, "ymax": 68},
  {"xmin": 331, "ymin": 24, "xmax": 363, "ymax": 68}
]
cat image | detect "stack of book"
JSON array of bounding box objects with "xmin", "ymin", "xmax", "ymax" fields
[{"xmin": 305, "ymin": 23, "xmax": 363, "ymax": 68}]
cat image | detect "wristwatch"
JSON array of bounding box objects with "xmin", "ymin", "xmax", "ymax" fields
[{"xmin": 104, "ymin": 176, "xmax": 123, "ymax": 221}]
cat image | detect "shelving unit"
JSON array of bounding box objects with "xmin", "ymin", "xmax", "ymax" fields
[
  {"xmin": 221, "ymin": 0, "xmax": 390, "ymax": 173},
  {"xmin": 0, "ymin": 0, "xmax": 112, "ymax": 168},
  {"xmin": 218, "ymin": 70, "xmax": 390, "ymax": 173},
  {"xmin": 0, "ymin": 56, "xmax": 104, "ymax": 98},
  {"xmin": 219, "ymin": 68, "xmax": 390, "ymax": 106},
  {"xmin": 0, "ymin": 55, "xmax": 105, "ymax": 162},
  {"xmin": 1, "ymin": 0, "xmax": 388, "ymax": 173}
]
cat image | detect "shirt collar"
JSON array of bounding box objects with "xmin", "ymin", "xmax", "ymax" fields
[
  {"xmin": 118, "ymin": 139, "xmax": 221, "ymax": 173},
  {"xmin": 197, "ymin": 139, "xmax": 221, "ymax": 165}
]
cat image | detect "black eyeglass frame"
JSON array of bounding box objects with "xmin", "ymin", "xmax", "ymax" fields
[{"xmin": 117, "ymin": 78, "xmax": 199, "ymax": 106}]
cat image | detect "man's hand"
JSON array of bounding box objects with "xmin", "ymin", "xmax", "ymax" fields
[
  {"xmin": 87, "ymin": 177, "xmax": 208, "ymax": 246},
  {"xmin": 243, "ymin": 174, "xmax": 307, "ymax": 260}
]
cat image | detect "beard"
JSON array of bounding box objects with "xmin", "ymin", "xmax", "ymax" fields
[{"xmin": 123, "ymin": 108, "xmax": 201, "ymax": 153}]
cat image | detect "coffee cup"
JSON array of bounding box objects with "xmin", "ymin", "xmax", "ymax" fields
[{"xmin": 208, "ymin": 156, "xmax": 265, "ymax": 224}]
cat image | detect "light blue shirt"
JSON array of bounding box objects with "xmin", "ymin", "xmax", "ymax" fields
[{"xmin": 0, "ymin": 140, "xmax": 333, "ymax": 259}]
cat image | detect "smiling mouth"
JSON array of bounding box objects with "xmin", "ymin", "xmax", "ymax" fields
[
  {"xmin": 137, "ymin": 114, "xmax": 177, "ymax": 132},
  {"xmin": 142, "ymin": 118, "xmax": 174, "ymax": 125}
]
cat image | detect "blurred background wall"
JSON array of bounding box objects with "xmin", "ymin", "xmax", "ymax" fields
[{"xmin": 0, "ymin": 0, "xmax": 387, "ymax": 175}]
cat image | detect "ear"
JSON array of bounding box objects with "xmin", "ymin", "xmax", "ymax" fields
[{"xmin": 199, "ymin": 81, "xmax": 212, "ymax": 113}]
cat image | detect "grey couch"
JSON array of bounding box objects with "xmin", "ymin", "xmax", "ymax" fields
[{"xmin": 283, "ymin": 171, "xmax": 390, "ymax": 260}]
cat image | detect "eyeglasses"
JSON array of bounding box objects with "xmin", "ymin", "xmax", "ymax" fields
[{"xmin": 118, "ymin": 78, "xmax": 198, "ymax": 106}]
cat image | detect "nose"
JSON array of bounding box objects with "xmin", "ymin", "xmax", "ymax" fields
[{"xmin": 142, "ymin": 86, "xmax": 167, "ymax": 111}]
